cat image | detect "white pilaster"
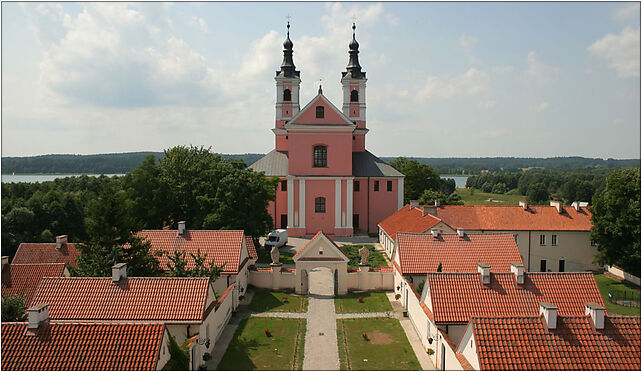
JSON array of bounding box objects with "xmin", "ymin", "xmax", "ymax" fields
[
  {"xmin": 347, "ymin": 179, "xmax": 353, "ymax": 227},
  {"xmin": 398, "ymin": 178, "xmax": 404, "ymax": 210},
  {"xmin": 335, "ymin": 179, "xmax": 342, "ymax": 229},
  {"xmin": 299, "ymin": 179, "xmax": 306, "ymax": 228},
  {"xmin": 287, "ymin": 179, "xmax": 294, "ymax": 228}
]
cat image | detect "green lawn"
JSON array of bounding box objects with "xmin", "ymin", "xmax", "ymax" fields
[
  {"xmin": 256, "ymin": 249, "xmax": 295, "ymax": 265},
  {"xmin": 336, "ymin": 317, "xmax": 421, "ymax": 370},
  {"xmin": 594, "ymin": 274, "xmax": 641, "ymax": 316},
  {"xmin": 334, "ymin": 292, "xmax": 393, "ymax": 314},
  {"xmin": 217, "ymin": 317, "xmax": 306, "ymax": 370},
  {"xmin": 454, "ymin": 188, "xmax": 526, "ymax": 205},
  {"xmin": 340, "ymin": 244, "xmax": 388, "ymax": 269},
  {"xmin": 248, "ymin": 289, "xmax": 308, "ymax": 313}
]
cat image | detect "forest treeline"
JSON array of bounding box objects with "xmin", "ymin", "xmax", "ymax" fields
[
  {"xmin": 2, "ymin": 152, "xmax": 637, "ymax": 175},
  {"xmin": 1, "ymin": 146, "xmax": 277, "ymax": 260}
]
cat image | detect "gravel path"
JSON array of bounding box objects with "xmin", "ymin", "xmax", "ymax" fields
[
  {"xmin": 335, "ymin": 311, "xmax": 393, "ymax": 319},
  {"xmin": 302, "ymin": 295, "xmax": 340, "ymax": 370},
  {"xmin": 250, "ymin": 311, "xmax": 307, "ymax": 318}
]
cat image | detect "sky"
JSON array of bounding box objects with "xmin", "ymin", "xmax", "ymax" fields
[{"xmin": 1, "ymin": 1, "xmax": 640, "ymax": 158}]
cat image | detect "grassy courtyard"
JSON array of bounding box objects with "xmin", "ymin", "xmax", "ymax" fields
[
  {"xmin": 454, "ymin": 188, "xmax": 526, "ymax": 205},
  {"xmin": 256, "ymin": 249, "xmax": 295, "ymax": 265},
  {"xmin": 334, "ymin": 292, "xmax": 393, "ymax": 314},
  {"xmin": 336, "ymin": 317, "xmax": 421, "ymax": 370},
  {"xmin": 248, "ymin": 289, "xmax": 308, "ymax": 313},
  {"xmin": 217, "ymin": 317, "xmax": 306, "ymax": 370},
  {"xmin": 341, "ymin": 244, "xmax": 388, "ymax": 269},
  {"xmin": 594, "ymin": 274, "xmax": 641, "ymax": 316}
]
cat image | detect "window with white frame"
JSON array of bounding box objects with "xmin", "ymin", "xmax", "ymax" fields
[
  {"xmin": 539, "ymin": 234, "xmax": 546, "ymax": 246},
  {"xmin": 551, "ymin": 234, "xmax": 558, "ymax": 246}
]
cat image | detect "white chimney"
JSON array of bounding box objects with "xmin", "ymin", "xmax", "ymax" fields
[
  {"xmin": 410, "ymin": 200, "xmax": 419, "ymax": 209},
  {"xmin": 27, "ymin": 304, "xmax": 49, "ymax": 329},
  {"xmin": 434, "ymin": 199, "xmax": 440, "ymax": 207},
  {"xmin": 585, "ymin": 302, "xmax": 606, "ymax": 330},
  {"xmin": 55, "ymin": 235, "xmax": 68, "ymax": 250},
  {"xmin": 178, "ymin": 221, "xmax": 186, "ymax": 236},
  {"xmin": 423, "ymin": 206, "xmax": 437, "ymax": 217},
  {"xmin": 477, "ymin": 263, "xmax": 490, "ymax": 285},
  {"xmin": 2, "ymin": 256, "xmax": 9, "ymax": 271},
  {"xmin": 550, "ymin": 201, "xmax": 562, "ymax": 213},
  {"xmin": 539, "ymin": 302, "xmax": 558, "ymax": 329},
  {"xmin": 571, "ymin": 201, "xmax": 580, "ymax": 212},
  {"xmin": 431, "ymin": 229, "xmax": 440, "ymax": 239},
  {"xmin": 519, "ymin": 201, "xmax": 528, "ymax": 210},
  {"xmin": 112, "ymin": 263, "xmax": 127, "ymax": 282},
  {"xmin": 457, "ymin": 229, "xmax": 465, "ymax": 238},
  {"xmin": 511, "ymin": 262, "xmax": 525, "ymax": 284}
]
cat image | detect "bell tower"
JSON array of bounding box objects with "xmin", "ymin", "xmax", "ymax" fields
[
  {"xmin": 341, "ymin": 23, "xmax": 367, "ymax": 151},
  {"xmin": 275, "ymin": 22, "xmax": 301, "ymax": 131}
]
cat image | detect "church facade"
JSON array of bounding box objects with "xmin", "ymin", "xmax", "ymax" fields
[{"xmin": 250, "ymin": 24, "xmax": 404, "ymax": 236}]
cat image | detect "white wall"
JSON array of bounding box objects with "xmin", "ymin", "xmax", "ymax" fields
[
  {"xmin": 156, "ymin": 329, "xmax": 172, "ymax": 370},
  {"xmin": 605, "ymin": 265, "xmax": 641, "ymax": 286}
]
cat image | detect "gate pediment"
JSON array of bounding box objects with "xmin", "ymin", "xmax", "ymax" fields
[{"xmin": 293, "ymin": 231, "xmax": 349, "ymax": 263}]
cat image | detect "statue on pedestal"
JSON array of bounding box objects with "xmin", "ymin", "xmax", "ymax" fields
[
  {"xmin": 271, "ymin": 246, "xmax": 281, "ymax": 265},
  {"xmin": 359, "ymin": 246, "xmax": 369, "ymax": 266}
]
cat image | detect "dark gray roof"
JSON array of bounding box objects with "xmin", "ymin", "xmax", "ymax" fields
[
  {"xmin": 248, "ymin": 150, "xmax": 289, "ymax": 177},
  {"xmin": 352, "ymin": 151, "xmax": 404, "ymax": 177}
]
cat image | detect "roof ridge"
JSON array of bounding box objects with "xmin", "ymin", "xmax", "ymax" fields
[{"xmin": 41, "ymin": 276, "xmax": 210, "ymax": 281}]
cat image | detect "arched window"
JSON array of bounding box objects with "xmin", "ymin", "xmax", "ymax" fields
[
  {"xmin": 316, "ymin": 106, "xmax": 324, "ymax": 118},
  {"xmin": 315, "ymin": 197, "xmax": 326, "ymax": 213},
  {"xmin": 313, "ymin": 145, "xmax": 327, "ymax": 167},
  {"xmin": 351, "ymin": 89, "xmax": 359, "ymax": 102},
  {"xmin": 283, "ymin": 89, "xmax": 291, "ymax": 101}
]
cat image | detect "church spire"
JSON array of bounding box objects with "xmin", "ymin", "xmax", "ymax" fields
[
  {"xmin": 344, "ymin": 23, "xmax": 365, "ymax": 79},
  {"xmin": 278, "ymin": 22, "xmax": 300, "ymax": 78}
]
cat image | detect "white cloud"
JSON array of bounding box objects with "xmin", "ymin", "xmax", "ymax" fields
[
  {"xmin": 588, "ymin": 27, "xmax": 640, "ymax": 78},
  {"xmin": 492, "ymin": 65, "xmax": 514, "ymax": 74},
  {"xmin": 612, "ymin": 3, "xmax": 640, "ymax": 20},
  {"xmin": 478, "ymin": 100, "xmax": 497, "ymax": 110},
  {"xmin": 417, "ymin": 68, "xmax": 490, "ymax": 101},
  {"xmin": 189, "ymin": 16, "xmax": 208, "ymax": 33},
  {"xmin": 530, "ymin": 102, "xmax": 549, "ymax": 112},
  {"xmin": 525, "ymin": 51, "xmax": 559, "ymax": 85},
  {"xmin": 459, "ymin": 33, "xmax": 478, "ymax": 64}
]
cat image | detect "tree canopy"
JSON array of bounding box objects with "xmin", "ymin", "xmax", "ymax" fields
[
  {"xmin": 389, "ymin": 157, "xmax": 455, "ymax": 204},
  {"xmin": 590, "ymin": 168, "xmax": 641, "ymax": 276}
]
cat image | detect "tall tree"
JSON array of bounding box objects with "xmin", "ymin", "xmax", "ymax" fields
[
  {"xmin": 72, "ymin": 183, "xmax": 161, "ymax": 277},
  {"xmin": 389, "ymin": 157, "xmax": 442, "ymax": 204},
  {"xmin": 590, "ymin": 168, "xmax": 641, "ymax": 276}
]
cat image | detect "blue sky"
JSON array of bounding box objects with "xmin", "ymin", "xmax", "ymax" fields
[{"xmin": 1, "ymin": 1, "xmax": 640, "ymax": 158}]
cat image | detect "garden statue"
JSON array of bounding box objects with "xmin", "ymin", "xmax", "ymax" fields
[
  {"xmin": 270, "ymin": 246, "xmax": 280, "ymax": 265},
  {"xmin": 359, "ymin": 246, "xmax": 369, "ymax": 265}
]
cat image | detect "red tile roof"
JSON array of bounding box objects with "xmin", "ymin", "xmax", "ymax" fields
[
  {"xmin": 426, "ymin": 272, "xmax": 604, "ymax": 324},
  {"xmin": 31, "ymin": 277, "xmax": 210, "ymax": 323},
  {"xmin": 2, "ymin": 263, "xmax": 66, "ymax": 305},
  {"xmin": 1, "ymin": 321, "xmax": 165, "ymax": 370},
  {"xmin": 471, "ymin": 315, "xmax": 641, "ymax": 370},
  {"xmin": 12, "ymin": 243, "xmax": 80, "ymax": 267},
  {"xmin": 138, "ymin": 230, "xmax": 245, "ymax": 273},
  {"xmin": 396, "ymin": 232, "xmax": 522, "ymax": 274},
  {"xmin": 434, "ymin": 205, "xmax": 593, "ymax": 231},
  {"xmin": 246, "ymin": 236, "xmax": 258, "ymax": 260},
  {"xmin": 378, "ymin": 205, "xmax": 445, "ymax": 240}
]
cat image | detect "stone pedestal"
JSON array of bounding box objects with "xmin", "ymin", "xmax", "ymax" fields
[
  {"xmin": 270, "ymin": 263, "xmax": 283, "ymax": 290},
  {"xmin": 358, "ymin": 264, "xmax": 370, "ymax": 290}
]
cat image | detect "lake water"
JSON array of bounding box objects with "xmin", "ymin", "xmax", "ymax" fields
[
  {"xmin": 2, "ymin": 173, "xmax": 469, "ymax": 187},
  {"xmin": 1, "ymin": 174, "xmax": 123, "ymax": 183},
  {"xmin": 441, "ymin": 175, "xmax": 468, "ymax": 188}
]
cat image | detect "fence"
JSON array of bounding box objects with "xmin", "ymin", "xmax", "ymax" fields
[{"xmin": 608, "ymin": 289, "xmax": 641, "ymax": 308}]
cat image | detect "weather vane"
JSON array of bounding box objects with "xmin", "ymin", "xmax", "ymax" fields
[{"xmin": 286, "ymin": 14, "xmax": 292, "ymax": 24}]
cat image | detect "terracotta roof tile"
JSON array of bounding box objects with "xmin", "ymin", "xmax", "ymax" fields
[
  {"xmin": 245, "ymin": 236, "xmax": 258, "ymax": 260},
  {"xmin": 138, "ymin": 230, "xmax": 245, "ymax": 273},
  {"xmin": 456, "ymin": 353, "xmax": 475, "ymax": 371},
  {"xmin": 471, "ymin": 315, "xmax": 641, "ymax": 370},
  {"xmin": 1, "ymin": 321, "xmax": 165, "ymax": 370},
  {"xmin": 31, "ymin": 277, "xmax": 210, "ymax": 323},
  {"xmin": 12, "ymin": 243, "xmax": 80, "ymax": 267},
  {"xmin": 378, "ymin": 205, "xmax": 444, "ymax": 240},
  {"xmin": 396, "ymin": 232, "xmax": 522, "ymax": 274},
  {"xmin": 427, "ymin": 272, "xmax": 604, "ymax": 324},
  {"xmin": 2, "ymin": 263, "xmax": 66, "ymax": 304},
  {"xmin": 434, "ymin": 205, "xmax": 593, "ymax": 231}
]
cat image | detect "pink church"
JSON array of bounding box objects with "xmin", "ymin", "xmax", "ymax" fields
[{"xmin": 250, "ymin": 24, "xmax": 404, "ymax": 236}]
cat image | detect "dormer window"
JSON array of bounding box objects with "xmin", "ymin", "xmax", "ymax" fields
[
  {"xmin": 351, "ymin": 89, "xmax": 359, "ymax": 102},
  {"xmin": 316, "ymin": 106, "xmax": 324, "ymax": 118},
  {"xmin": 283, "ymin": 89, "xmax": 291, "ymax": 101},
  {"xmin": 313, "ymin": 145, "xmax": 327, "ymax": 167}
]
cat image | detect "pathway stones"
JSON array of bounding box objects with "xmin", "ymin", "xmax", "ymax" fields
[{"xmin": 302, "ymin": 295, "xmax": 340, "ymax": 370}]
